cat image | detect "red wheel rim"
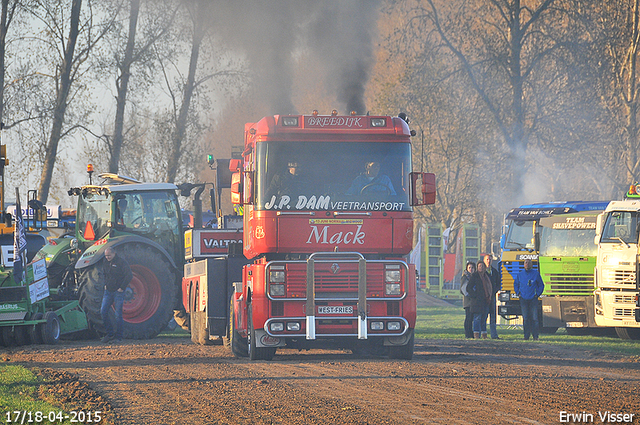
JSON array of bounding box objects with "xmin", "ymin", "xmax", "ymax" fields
[{"xmin": 123, "ymin": 264, "xmax": 161, "ymax": 323}]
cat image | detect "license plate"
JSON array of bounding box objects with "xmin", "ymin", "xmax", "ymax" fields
[
  {"xmin": 317, "ymin": 306, "xmax": 353, "ymax": 315},
  {"xmin": 565, "ymin": 322, "xmax": 585, "ymax": 328}
]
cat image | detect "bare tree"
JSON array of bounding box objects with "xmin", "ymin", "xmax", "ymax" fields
[
  {"xmin": 0, "ymin": 0, "xmax": 19, "ymax": 124},
  {"xmin": 34, "ymin": 0, "xmax": 119, "ymax": 203},
  {"xmin": 106, "ymin": 0, "xmax": 177, "ymax": 174},
  {"xmin": 422, "ymin": 0, "xmax": 558, "ymax": 200},
  {"xmin": 163, "ymin": 0, "xmax": 207, "ymax": 183}
]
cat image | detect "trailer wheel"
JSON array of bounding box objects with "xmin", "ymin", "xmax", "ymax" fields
[
  {"xmin": 615, "ymin": 327, "xmax": 640, "ymax": 340},
  {"xmin": 79, "ymin": 244, "xmax": 176, "ymax": 339},
  {"xmin": 1, "ymin": 327, "xmax": 14, "ymax": 346},
  {"xmin": 191, "ymin": 311, "xmax": 211, "ymax": 345},
  {"xmin": 248, "ymin": 305, "xmax": 275, "ymax": 361},
  {"xmin": 228, "ymin": 298, "xmax": 248, "ymax": 357},
  {"xmin": 41, "ymin": 311, "xmax": 61, "ymax": 344},
  {"xmin": 189, "ymin": 285, "xmax": 211, "ymax": 345},
  {"xmin": 14, "ymin": 326, "xmax": 29, "ymax": 346},
  {"xmin": 30, "ymin": 313, "xmax": 44, "ymax": 345},
  {"xmin": 389, "ymin": 329, "xmax": 415, "ymax": 360}
]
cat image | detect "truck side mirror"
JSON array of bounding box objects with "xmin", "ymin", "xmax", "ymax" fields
[
  {"xmin": 230, "ymin": 172, "xmax": 243, "ymax": 205},
  {"xmin": 410, "ymin": 172, "xmax": 436, "ymax": 206},
  {"xmin": 243, "ymin": 171, "xmax": 253, "ymax": 204},
  {"xmin": 595, "ymin": 213, "xmax": 604, "ymax": 244}
]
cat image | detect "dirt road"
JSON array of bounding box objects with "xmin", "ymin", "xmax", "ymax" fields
[{"xmin": 3, "ymin": 335, "xmax": 640, "ymax": 425}]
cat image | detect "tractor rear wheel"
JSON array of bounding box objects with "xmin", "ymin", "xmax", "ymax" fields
[{"xmin": 79, "ymin": 244, "xmax": 176, "ymax": 340}]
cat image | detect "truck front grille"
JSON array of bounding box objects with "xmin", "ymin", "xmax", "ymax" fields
[
  {"xmin": 614, "ymin": 308, "xmax": 635, "ymax": 317},
  {"xmin": 285, "ymin": 262, "xmax": 385, "ymax": 295},
  {"xmin": 614, "ymin": 295, "xmax": 636, "ymax": 304},
  {"xmin": 544, "ymin": 274, "xmax": 594, "ymax": 296},
  {"xmin": 602, "ymin": 268, "xmax": 636, "ymax": 289}
]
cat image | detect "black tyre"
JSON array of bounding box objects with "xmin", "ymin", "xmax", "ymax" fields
[
  {"xmin": 248, "ymin": 304, "xmax": 275, "ymax": 361},
  {"xmin": 191, "ymin": 311, "xmax": 211, "ymax": 345},
  {"xmin": 228, "ymin": 297, "xmax": 248, "ymax": 357},
  {"xmin": 615, "ymin": 327, "xmax": 640, "ymax": 340},
  {"xmin": 14, "ymin": 326, "xmax": 30, "ymax": 346},
  {"xmin": 41, "ymin": 311, "xmax": 61, "ymax": 345},
  {"xmin": 1, "ymin": 327, "xmax": 15, "ymax": 346},
  {"xmin": 389, "ymin": 329, "xmax": 415, "ymax": 360},
  {"xmin": 189, "ymin": 286, "xmax": 211, "ymax": 345},
  {"xmin": 78, "ymin": 244, "xmax": 177, "ymax": 340},
  {"xmin": 30, "ymin": 313, "xmax": 44, "ymax": 345}
]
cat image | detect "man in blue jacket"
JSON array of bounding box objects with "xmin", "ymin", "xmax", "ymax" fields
[{"xmin": 514, "ymin": 258, "xmax": 545, "ymax": 340}]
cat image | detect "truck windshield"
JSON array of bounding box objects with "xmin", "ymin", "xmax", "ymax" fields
[
  {"xmin": 255, "ymin": 141, "xmax": 411, "ymax": 212},
  {"xmin": 539, "ymin": 226, "xmax": 597, "ymax": 257},
  {"xmin": 77, "ymin": 193, "xmax": 111, "ymax": 240},
  {"xmin": 601, "ymin": 211, "xmax": 640, "ymax": 244},
  {"xmin": 114, "ymin": 191, "xmax": 181, "ymax": 235},
  {"xmin": 504, "ymin": 220, "xmax": 535, "ymax": 250}
]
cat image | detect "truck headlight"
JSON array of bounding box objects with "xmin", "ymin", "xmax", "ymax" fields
[
  {"xmin": 269, "ymin": 270, "xmax": 285, "ymax": 283},
  {"xmin": 387, "ymin": 321, "xmax": 401, "ymax": 331},
  {"xmin": 371, "ymin": 321, "xmax": 384, "ymax": 330},
  {"xmin": 270, "ymin": 284, "xmax": 285, "ymax": 297},
  {"xmin": 270, "ymin": 322, "xmax": 284, "ymax": 332},
  {"xmin": 286, "ymin": 322, "xmax": 300, "ymax": 331},
  {"xmin": 385, "ymin": 283, "xmax": 401, "ymax": 295},
  {"xmin": 499, "ymin": 291, "xmax": 511, "ymax": 302},
  {"xmin": 385, "ymin": 270, "xmax": 401, "ymax": 282}
]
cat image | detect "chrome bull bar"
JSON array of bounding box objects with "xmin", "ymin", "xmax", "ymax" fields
[{"xmin": 306, "ymin": 252, "xmax": 367, "ymax": 340}]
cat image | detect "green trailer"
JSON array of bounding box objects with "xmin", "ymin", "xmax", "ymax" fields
[{"xmin": 0, "ymin": 257, "xmax": 88, "ymax": 346}]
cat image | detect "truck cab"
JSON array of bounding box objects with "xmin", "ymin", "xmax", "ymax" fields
[
  {"xmin": 594, "ymin": 197, "xmax": 640, "ymax": 339},
  {"xmin": 225, "ymin": 113, "xmax": 435, "ymax": 360}
]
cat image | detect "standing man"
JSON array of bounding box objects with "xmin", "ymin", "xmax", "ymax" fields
[
  {"xmin": 514, "ymin": 259, "xmax": 545, "ymax": 341},
  {"xmin": 483, "ymin": 254, "xmax": 501, "ymax": 339},
  {"xmin": 101, "ymin": 247, "xmax": 133, "ymax": 343}
]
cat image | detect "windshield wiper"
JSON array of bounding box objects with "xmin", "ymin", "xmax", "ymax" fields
[{"xmin": 613, "ymin": 237, "xmax": 630, "ymax": 248}]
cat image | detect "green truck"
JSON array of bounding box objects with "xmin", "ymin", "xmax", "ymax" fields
[{"xmin": 537, "ymin": 211, "xmax": 603, "ymax": 333}]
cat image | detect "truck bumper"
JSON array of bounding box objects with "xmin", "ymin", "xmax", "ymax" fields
[
  {"xmin": 594, "ymin": 289, "xmax": 640, "ymax": 328},
  {"xmin": 541, "ymin": 296, "xmax": 597, "ymax": 328}
]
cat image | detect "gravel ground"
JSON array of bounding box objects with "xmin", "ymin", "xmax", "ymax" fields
[{"xmin": 2, "ymin": 332, "xmax": 640, "ymax": 425}]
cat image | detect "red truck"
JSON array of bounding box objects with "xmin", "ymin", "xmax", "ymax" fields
[{"xmin": 182, "ymin": 112, "xmax": 435, "ymax": 360}]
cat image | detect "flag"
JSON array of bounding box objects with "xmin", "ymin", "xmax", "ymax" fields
[{"xmin": 13, "ymin": 188, "xmax": 27, "ymax": 285}]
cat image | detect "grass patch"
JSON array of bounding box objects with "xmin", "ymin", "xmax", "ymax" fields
[
  {"xmin": 158, "ymin": 326, "xmax": 190, "ymax": 338},
  {"xmin": 416, "ymin": 304, "xmax": 640, "ymax": 357},
  {"xmin": 0, "ymin": 365, "xmax": 73, "ymax": 425},
  {"xmin": 0, "ymin": 365, "xmax": 115, "ymax": 425}
]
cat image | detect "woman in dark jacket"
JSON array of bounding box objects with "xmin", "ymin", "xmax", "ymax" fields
[
  {"xmin": 459, "ymin": 261, "xmax": 476, "ymax": 338},
  {"xmin": 467, "ymin": 260, "xmax": 493, "ymax": 339}
]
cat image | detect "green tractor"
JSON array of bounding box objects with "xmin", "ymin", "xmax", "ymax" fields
[{"xmin": 36, "ymin": 174, "xmax": 184, "ymax": 339}]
